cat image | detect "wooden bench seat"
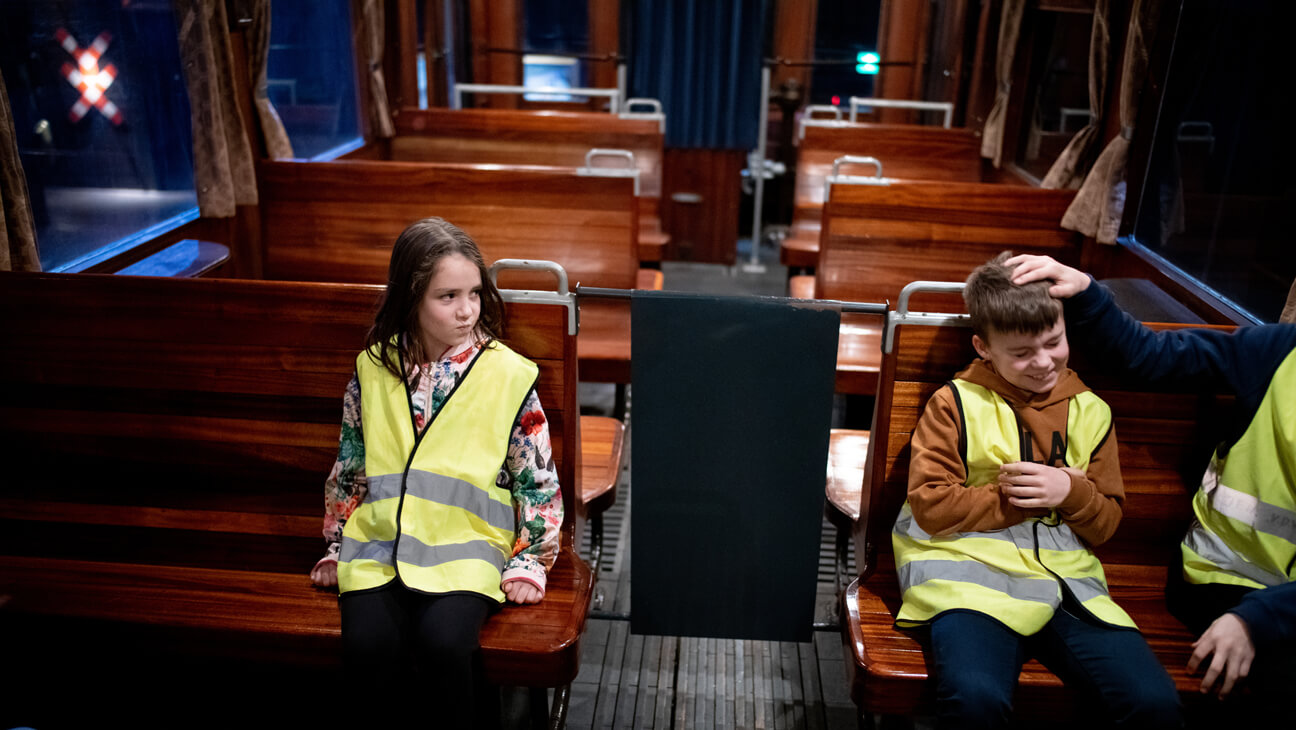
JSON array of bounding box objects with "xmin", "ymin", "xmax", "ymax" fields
[
  {"xmin": 578, "ymin": 415, "xmax": 626, "ymax": 573},
  {"xmin": 348, "ymin": 107, "xmax": 669, "ymax": 263},
  {"xmin": 258, "ymin": 158, "xmax": 655, "ymax": 385},
  {"xmin": 841, "ymin": 310, "xmax": 1235, "ymax": 721},
  {"xmin": 793, "ymin": 181, "xmax": 1079, "ymax": 395},
  {"xmin": 782, "ymin": 123, "xmax": 983, "ymax": 270},
  {"xmin": 0, "ymin": 272, "xmax": 593, "ymax": 725}
]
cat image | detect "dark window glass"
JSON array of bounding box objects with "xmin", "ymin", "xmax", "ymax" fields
[
  {"xmin": 1015, "ymin": 10, "xmax": 1091, "ymax": 181},
  {"xmin": 1, "ymin": 1, "xmax": 197, "ymax": 272},
  {"xmin": 809, "ymin": 0, "xmax": 881, "ymax": 106},
  {"xmin": 268, "ymin": 0, "xmax": 362, "ymax": 159},
  {"xmin": 1130, "ymin": 0, "xmax": 1296, "ymax": 323}
]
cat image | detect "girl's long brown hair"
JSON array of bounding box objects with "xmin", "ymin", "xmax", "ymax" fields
[{"xmin": 365, "ymin": 218, "xmax": 506, "ymax": 381}]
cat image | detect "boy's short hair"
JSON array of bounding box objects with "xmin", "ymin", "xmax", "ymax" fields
[{"xmin": 964, "ymin": 251, "xmax": 1062, "ymax": 340}]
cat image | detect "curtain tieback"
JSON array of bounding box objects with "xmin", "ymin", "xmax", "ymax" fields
[
  {"xmin": 369, "ymin": 62, "xmax": 381, "ymax": 72},
  {"xmin": 999, "ymin": 81, "xmax": 1012, "ymax": 94},
  {"xmin": 1120, "ymin": 125, "xmax": 1134, "ymax": 140}
]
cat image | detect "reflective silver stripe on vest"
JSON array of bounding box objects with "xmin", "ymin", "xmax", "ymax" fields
[
  {"xmin": 898, "ymin": 559, "xmax": 1060, "ymax": 604},
  {"xmin": 339, "ymin": 536, "xmax": 394, "ymax": 564},
  {"xmin": 397, "ymin": 535, "xmax": 508, "ymax": 571},
  {"xmin": 365, "ymin": 473, "xmax": 404, "ymax": 502},
  {"xmin": 405, "ymin": 470, "xmax": 515, "ymax": 532},
  {"xmin": 895, "ymin": 510, "xmax": 1086, "ymax": 553},
  {"xmin": 341, "ymin": 535, "xmax": 507, "ymax": 572},
  {"xmin": 1207, "ymin": 481, "xmax": 1296, "ymax": 545},
  {"xmin": 1062, "ymin": 576, "xmax": 1108, "ymax": 603},
  {"xmin": 1184, "ymin": 520, "xmax": 1288, "ymax": 587},
  {"xmin": 362, "ymin": 471, "xmax": 514, "ymax": 531}
]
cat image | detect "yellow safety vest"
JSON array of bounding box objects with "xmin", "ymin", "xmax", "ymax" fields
[
  {"xmin": 892, "ymin": 379, "xmax": 1136, "ymax": 635},
  {"xmin": 338, "ymin": 340, "xmax": 539, "ymax": 601},
  {"xmin": 1182, "ymin": 348, "xmax": 1296, "ymax": 589}
]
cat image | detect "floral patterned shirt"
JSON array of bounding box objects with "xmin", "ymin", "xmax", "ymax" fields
[{"xmin": 318, "ymin": 339, "xmax": 563, "ymax": 593}]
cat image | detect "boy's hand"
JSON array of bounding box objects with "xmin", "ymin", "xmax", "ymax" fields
[
  {"xmin": 999, "ymin": 462, "xmax": 1073, "ymax": 508},
  {"xmin": 1188, "ymin": 613, "xmax": 1254, "ymax": 699},
  {"xmin": 503, "ymin": 578, "xmax": 543, "ymax": 604},
  {"xmin": 1005, "ymin": 254, "xmax": 1090, "ymax": 299}
]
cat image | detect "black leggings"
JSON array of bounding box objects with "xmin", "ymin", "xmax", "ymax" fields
[{"xmin": 339, "ymin": 583, "xmax": 498, "ymax": 728}]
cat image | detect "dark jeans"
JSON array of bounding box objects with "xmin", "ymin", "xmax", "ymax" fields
[
  {"xmin": 340, "ymin": 582, "xmax": 499, "ymax": 729},
  {"xmin": 927, "ymin": 606, "xmax": 1182, "ymax": 730}
]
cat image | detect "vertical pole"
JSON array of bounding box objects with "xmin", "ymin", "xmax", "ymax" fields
[
  {"xmin": 742, "ymin": 64, "xmax": 771, "ymax": 273},
  {"xmin": 616, "ymin": 63, "xmax": 627, "ymax": 113}
]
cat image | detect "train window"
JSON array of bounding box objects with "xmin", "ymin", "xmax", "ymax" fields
[
  {"xmin": 1129, "ymin": 0, "xmax": 1296, "ymax": 323},
  {"xmin": 1, "ymin": 1, "xmax": 198, "ymax": 273},
  {"xmin": 268, "ymin": 0, "xmax": 362, "ymax": 159},
  {"xmin": 808, "ymin": 0, "xmax": 881, "ymax": 106},
  {"xmin": 1014, "ymin": 8, "xmax": 1092, "ymax": 182},
  {"xmin": 522, "ymin": 0, "xmax": 590, "ymax": 102}
]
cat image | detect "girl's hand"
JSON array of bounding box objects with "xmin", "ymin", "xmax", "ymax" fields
[
  {"xmin": 310, "ymin": 558, "xmax": 338, "ymax": 588},
  {"xmin": 503, "ymin": 578, "xmax": 543, "ymax": 604},
  {"xmin": 999, "ymin": 462, "xmax": 1073, "ymax": 509},
  {"xmin": 1005, "ymin": 254, "xmax": 1090, "ymax": 299}
]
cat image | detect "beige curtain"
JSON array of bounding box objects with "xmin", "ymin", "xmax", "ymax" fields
[
  {"xmin": 980, "ymin": 0, "xmax": 1027, "ymax": 167},
  {"xmin": 1042, "ymin": 0, "xmax": 1111, "ymax": 189},
  {"xmin": 1061, "ymin": 0, "xmax": 1161, "ymax": 244},
  {"xmin": 244, "ymin": 0, "xmax": 294, "ymax": 159},
  {"xmin": 173, "ymin": 0, "xmax": 258, "ymax": 217},
  {"xmin": 354, "ymin": 0, "xmax": 395, "ymax": 139},
  {"xmin": 0, "ymin": 69, "xmax": 40, "ymax": 272},
  {"xmin": 1281, "ymin": 279, "xmax": 1296, "ymax": 324}
]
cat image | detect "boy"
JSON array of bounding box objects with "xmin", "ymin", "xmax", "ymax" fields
[{"xmin": 891, "ymin": 253, "xmax": 1181, "ymax": 729}]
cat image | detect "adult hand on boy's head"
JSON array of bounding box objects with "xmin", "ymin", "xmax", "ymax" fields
[
  {"xmin": 998, "ymin": 462, "xmax": 1073, "ymax": 508},
  {"xmin": 1005, "ymin": 255, "xmax": 1091, "ymax": 299},
  {"xmin": 1189, "ymin": 612, "xmax": 1255, "ymax": 699}
]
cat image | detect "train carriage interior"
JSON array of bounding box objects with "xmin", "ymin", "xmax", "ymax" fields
[{"xmin": 2, "ymin": 1, "xmax": 1293, "ymax": 728}]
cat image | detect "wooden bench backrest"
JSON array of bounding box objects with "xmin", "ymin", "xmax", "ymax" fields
[
  {"xmin": 856, "ymin": 319, "xmax": 1235, "ymax": 580},
  {"xmin": 361, "ymin": 107, "xmax": 663, "ymax": 206},
  {"xmin": 259, "ymin": 159, "xmax": 638, "ymax": 291},
  {"xmin": 794, "ymin": 124, "xmax": 982, "ymax": 212},
  {"xmin": 0, "ymin": 272, "xmax": 581, "ymax": 565},
  {"xmin": 816, "ymin": 181, "xmax": 1081, "ymax": 309}
]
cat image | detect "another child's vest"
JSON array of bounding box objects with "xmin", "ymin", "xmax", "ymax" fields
[
  {"xmin": 892, "ymin": 379, "xmax": 1136, "ymax": 636},
  {"xmin": 338, "ymin": 341, "xmax": 538, "ymax": 602},
  {"xmin": 1182, "ymin": 347, "xmax": 1296, "ymax": 589}
]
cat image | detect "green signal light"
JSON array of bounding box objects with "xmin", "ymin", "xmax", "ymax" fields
[
  {"xmin": 856, "ymin": 63, "xmax": 879, "ymax": 75},
  {"xmin": 856, "ymin": 52, "xmax": 880, "ymax": 64}
]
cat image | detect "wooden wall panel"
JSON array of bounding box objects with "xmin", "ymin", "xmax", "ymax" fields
[{"xmin": 662, "ymin": 149, "xmax": 744, "ymax": 265}]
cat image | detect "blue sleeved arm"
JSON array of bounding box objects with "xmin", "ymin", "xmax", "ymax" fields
[
  {"xmin": 1229, "ymin": 582, "xmax": 1296, "ymax": 647},
  {"xmin": 1064, "ymin": 278, "xmax": 1296, "ymax": 418}
]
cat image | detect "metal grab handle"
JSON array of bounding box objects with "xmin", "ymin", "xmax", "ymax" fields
[
  {"xmin": 584, "ymin": 148, "xmax": 636, "ymax": 169},
  {"xmin": 832, "ymin": 155, "xmax": 883, "ymax": 179},
  {"xmin": 848, "ymin": 97, "xmax": 954, "ymax": 128},
  {"xmin": 488, "ymin": 259, "xmax": 578, "ymax": 335},
  {"xmin": 489, "ymin": 259, "xmax": 570, "ymax": 294},
  {"xmin": 805, "ymin": 104, "xmax": 843, "ymax": 121},
  {"xmin": 885, "ymin": 281, "xmax": 970, "ymax": 354},
  {"xmin": 622, "ymin": 98, "xmax": 662, "ymax": 115},
  {"xmin": 579, "ymin": 149, "xmax": 640, "ymax": 195}
]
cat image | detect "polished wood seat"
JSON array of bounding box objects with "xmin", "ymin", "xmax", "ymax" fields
[
  {"xmin": 578, "ymin": 415, "xmax": 626, "ymax": 573},
  {"xmin": 790, "ymin": 180, "xmax": 1080, "ymax": 395},
  {"xmin": 0, "ymin": 272, "xmax": 593, "ymax": 725},
  {"xmin": 781, "ymin": 123, "xmax": 983, "ymax": 270},
  {"xmin": 841, "ymin": 316, "xmax": 1236, "ymax": 721},
  {"xmin": 824, "ymin": 428, "xmax": 871, "ymax": 592},
  {"xmin": 348, "ymin": 107, "xmax": 669, "ymax": 263},
  {"xmin": 258, "ymin": 158, "xmax": 659, "ymax": 386}
]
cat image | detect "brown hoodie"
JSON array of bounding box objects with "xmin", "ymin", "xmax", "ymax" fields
[{"xmin": 906, "ymin": 358, "xmax": 1124, "ymax": 547}]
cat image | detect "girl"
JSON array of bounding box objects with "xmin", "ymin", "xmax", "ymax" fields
[{"xmin": 309, "ymin": 218, "xmax": 563, "ymax": 726}]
